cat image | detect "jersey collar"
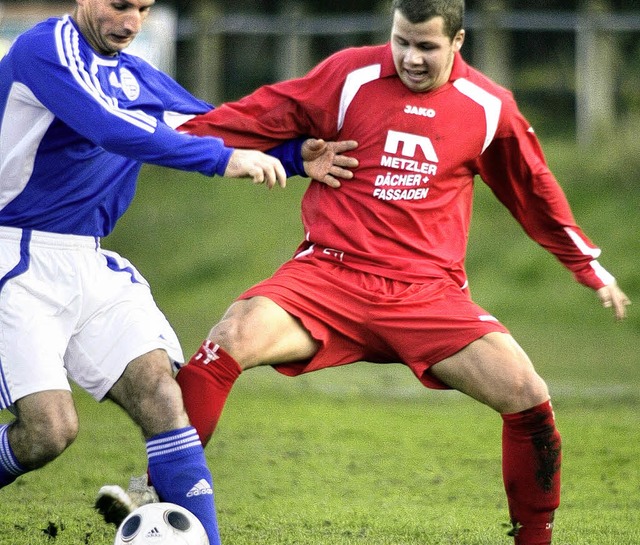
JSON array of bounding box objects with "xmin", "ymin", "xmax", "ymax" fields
[{"xmin": 449, "ymin": 52, "xmax": 470, "ymax": 81}]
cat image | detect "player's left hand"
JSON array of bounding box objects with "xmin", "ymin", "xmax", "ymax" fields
[
  {"xmin": 302, "ymin": 139, "xmax": 359, "ymax": 188},
  {"xmin": 596, "ymin": 281, "xmax": 631, "ymax": 321},
  {"xmin": 224, "ymin": 149, "xmax": 287, "ymax": 189}
]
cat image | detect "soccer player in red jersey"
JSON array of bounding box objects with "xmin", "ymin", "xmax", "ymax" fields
[{"xmin": 116, "ymin": 1, "xmax": 630, "ymax": 543}]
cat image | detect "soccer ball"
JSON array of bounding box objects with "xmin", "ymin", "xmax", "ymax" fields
[{"xmin": 113, "ymin": 502, "xmax": 209, "ymax": 545}]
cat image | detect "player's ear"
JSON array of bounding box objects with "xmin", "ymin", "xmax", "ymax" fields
[{"xmin": 453, "ymin": 29, "xmax": 465, "ymax": 52}]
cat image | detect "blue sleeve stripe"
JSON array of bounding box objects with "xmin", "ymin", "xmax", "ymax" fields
[{"xmin": 54, "ymin": 16, "xmax": 158, "ymax": 133}]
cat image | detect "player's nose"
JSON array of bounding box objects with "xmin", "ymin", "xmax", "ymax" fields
[
  {"xmin": 404, "ymin": 46, "xmax": 423, "ymax": 65},
  {"xmin": 122, "ymin": 12, "xmax": 143, "ymax": 36}
]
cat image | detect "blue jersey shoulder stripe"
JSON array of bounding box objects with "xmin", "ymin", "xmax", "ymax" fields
[{"xmin": 55, "ymin": 16, "xmax": 157, "ymax": 133}]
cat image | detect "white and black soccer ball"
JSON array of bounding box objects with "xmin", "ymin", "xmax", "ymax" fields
[{"xmin": 113, "ymin": 502, "xmax": 209, "ymax": 545}]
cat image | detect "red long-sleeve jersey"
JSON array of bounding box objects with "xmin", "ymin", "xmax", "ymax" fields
[{"xmin": 182, "ymin": 44, "xmax": 612, "ymax": 291}]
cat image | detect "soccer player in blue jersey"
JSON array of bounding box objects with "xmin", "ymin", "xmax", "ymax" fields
[{"xmin": 0, "ymin": 0, "xmax": 356, "ymax": 543}]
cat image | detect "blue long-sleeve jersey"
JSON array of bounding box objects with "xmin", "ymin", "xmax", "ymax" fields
[{"xmin": 0, "ymin": 15, "xmax": 303, "ymax": 237}]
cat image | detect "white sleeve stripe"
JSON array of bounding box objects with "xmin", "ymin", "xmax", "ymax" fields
[
  {"xmin": 54, "ymin": 16, "xmax": 157, "ymax": 133},
  {"xmin": 54, "ymin": 19, "xmax": 69, "ymax": 68},
  {"xmin": 338, "ymin": 64, "xmax": 381, "ymax": 131},
  {"xmin": 564, "ymin": 227, "xmax": 601, "ymax": 259},
  {"xmin": 590, "ymin": 260, "xmax": 615, "ymax": 286},
  {"xmin": 563, "ymin": 228, "xmax": 614, "ymax": 285},
  {"xmin": 453, "ymin": 78, "xmax": 502, "ymax": 153}
]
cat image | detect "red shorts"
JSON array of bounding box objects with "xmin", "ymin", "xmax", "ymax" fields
[{"xmin": 239, "ymin": 258, "xmax": 509, "ymax": 389}]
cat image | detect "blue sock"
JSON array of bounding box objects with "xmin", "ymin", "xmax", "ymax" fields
[
  {"xmin": 0, "ymin": 424, "xmax": 26, "ymax": 488},
  {"xmin": 146, "ymin": 427, "xmax": 221, "ymax": 545}
]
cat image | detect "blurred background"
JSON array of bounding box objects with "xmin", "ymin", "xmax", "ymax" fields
[
  {"xmin": 0, "ymin": 6, "xmax": 637, "ymax": 541},
  {"xmin": 2, "ymin": 0, "xmax": 640, "ymax": 144}
]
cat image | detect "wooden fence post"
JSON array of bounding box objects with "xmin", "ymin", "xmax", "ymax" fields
[
  {"xmin": 276, "ymin": 0, "xmax": 312, "ymax": 80},
  {"xmin": 473, "ymin": 0, "xmax": 511, "ymax": 88},
  {"xmin": 576, "ymin": 0, "xmax": 616, "ymax": 146},
  {"xmin": 192, "ymin": 0, "xmax": 223, "ymax": 104}
]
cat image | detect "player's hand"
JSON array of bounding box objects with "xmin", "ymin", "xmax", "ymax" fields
[
  {"xmin": 596, "ymin": 281, "xmax": 631, "ymax": 321},
  {"xmin": 302, "ymin": 138, "xmax": 359, "ymax": 188},
  {"xmin": 224, "ymin": 149, "xmax": 287, "ymax": 189}
]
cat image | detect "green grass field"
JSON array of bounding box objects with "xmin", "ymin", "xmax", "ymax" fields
[{"xmin": 0, "ymin": 137, "xmax": 638, "ymax": 544}]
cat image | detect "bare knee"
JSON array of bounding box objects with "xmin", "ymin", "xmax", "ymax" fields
[
  {"xmin": 498, "ymin": 371, "xmax": 550, "ymax": 414},
  {"xmin": 490, "ymin": 336, "xmax": 550, "ymax": 412},
  {"xmin": 210, "ymin": 315, "xmax": 245, "ymax": 358},
  {"xmin": 30, "ymin": 416, "xmax": 78, "ymax": 466},
  {"xmin": 10, "ymin": 391, "xmax": 78, "ymax": 469},
  {"xmin": 209, "ymin": 297, "xmax": 318, "ymax": 369},
  {"xmin": 209, "ymin": 298, "xmax": 273, "ymax": 359},
  {"xmin": 108, "ymin": 350, "xmax": 188, "ymax": 438}
]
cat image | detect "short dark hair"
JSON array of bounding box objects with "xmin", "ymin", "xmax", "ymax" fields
[{"xmin": 391, "ymin": 0, "xmax": 465, "ymax": 40}]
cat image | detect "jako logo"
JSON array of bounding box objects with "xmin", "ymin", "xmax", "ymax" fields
[
  {"xmin": 383, "ymin": 130, "xmax": 438, "ymax": 163},
  {"xmin": 404, "ymin": 104, "xmax": 436, "ymax": 118}
]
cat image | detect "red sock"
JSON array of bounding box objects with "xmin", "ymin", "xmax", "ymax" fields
[
  {"xmin": 501, "ymin": 400, "xmax": 561, "ymax": 545},
  {"xmin": 176, "ymin": 340, "xmax": 242, "ymax": 446}
]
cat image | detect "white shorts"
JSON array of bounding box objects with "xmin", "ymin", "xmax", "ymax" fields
[{"xmin": 0, "ymin": 227, "xmax": 184, "ymax": 409}]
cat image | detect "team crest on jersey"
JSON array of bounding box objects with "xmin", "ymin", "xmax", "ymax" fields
[
  {"xmin": 119, "ymin": 68, "xmax": 140, "ymax": 100},
  {"xmin": 109, "ymin": 68, "xmax": 140, "ymax": 101}
]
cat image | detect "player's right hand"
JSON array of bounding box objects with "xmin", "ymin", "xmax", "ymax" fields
[
  {"xmin": 596, "ymin": 280, "xmax": 631, "ymax": 321},
  {"xmin": 224, "ymin": 149, "xmax": 287, "ymax": 189}
]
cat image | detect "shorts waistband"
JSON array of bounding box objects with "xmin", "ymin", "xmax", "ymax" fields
[{"xmin": 0, "ymin": 226, "xmax": 101, "ymax": 250}]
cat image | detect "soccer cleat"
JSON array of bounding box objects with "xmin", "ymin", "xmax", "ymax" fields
[
  {"xmin": 125, "ymin": 474, "xmax": 160, "ymax": 506},
  {"xmin": 95, "ymin": 485, "xmax": 134, "ymax": 527},
  {"xmin": 95, "ymin": 475, "xmax": 159, "ymax": 527}
]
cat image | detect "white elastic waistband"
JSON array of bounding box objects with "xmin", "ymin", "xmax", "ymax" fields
[{"xmin": 0, "ymin": 226, "xmax": 100, "ymax": 250}]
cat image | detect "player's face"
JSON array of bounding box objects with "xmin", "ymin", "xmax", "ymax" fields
[
  {"xmin": 75, "ymin": 0, "xmax": 154, "ymax": 56},
  {"xmin": 391, "ymin": 11, "xmax": 465, "ymax": 93}
]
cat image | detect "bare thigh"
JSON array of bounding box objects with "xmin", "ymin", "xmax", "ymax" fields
[
  {"xmin": 209, "ymin": 296, "xmax": 319, "ymax": 369},
  {"xmin": 430, "ymin": 332, "xmax": 550, "ymax": 414}
]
